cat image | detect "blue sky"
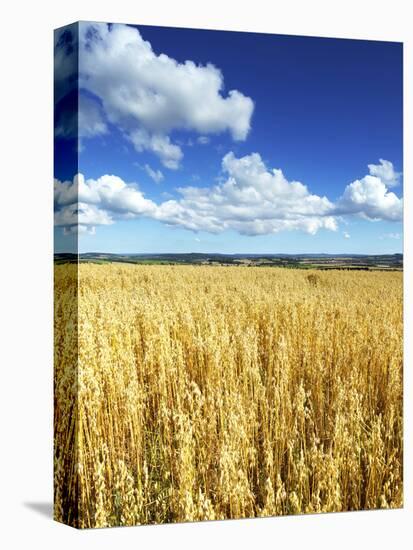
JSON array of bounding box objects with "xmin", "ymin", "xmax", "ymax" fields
[{"xmin": 54, "ymin": 23, "xmax": 403, "ymax": 254}]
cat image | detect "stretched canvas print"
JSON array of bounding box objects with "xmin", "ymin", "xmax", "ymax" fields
[{"xmin": 54, "ymin": 22, "xmax": 403, "ymax": 528}]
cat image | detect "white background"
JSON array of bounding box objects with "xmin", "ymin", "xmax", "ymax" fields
[{"xmin": 0, "ymin": 0, "xmax": 411, "ymax": 548}]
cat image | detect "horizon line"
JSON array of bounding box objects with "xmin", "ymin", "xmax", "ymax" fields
[{"xmin": 55, "ymin": 251, "xmax": 404, "ymax": 256}]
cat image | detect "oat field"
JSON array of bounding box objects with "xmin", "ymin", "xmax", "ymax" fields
[{"xmin": 54, "ymin": 263, "xmax": 403, "ymax": 528}]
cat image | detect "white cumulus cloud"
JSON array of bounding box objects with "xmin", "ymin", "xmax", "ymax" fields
[
  {"xmin": 54, "ymin": 174, "xmax": 156, "ymax": 232},
  {"xmin": 367, "ymin": 159, "xmax": 401, "ymax": 188},
  {"xmin": 130, "ymin": 130, "xmax": 182, "ymax": 170},
  {"xmin": 336, "ymin": 167, "xmax": 403, "ymax": 222},
  {"xmin": 77, "ymin": 23, "xmax": 254, "ymax": 168},
  {"xmin": 55, "ymin": 155, "xmax": 402, "ymax": 238},
  {"xmin": 152, "ymin": 152, "xmax": 337, "ymax": 235}
]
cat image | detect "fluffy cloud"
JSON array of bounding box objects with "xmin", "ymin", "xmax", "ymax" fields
[
  {"xmin": 130, "ymin": 130, "xmax": 182, "ymax": 170},
  {"xmin": 54, "ymin": 174, "xmax": 156, "ymax": 233},
  {"xmin": 336, "ymin": 170, "xmax": 403, "ymax": 222},
  {"xmin": 54, "ymin": 202, "xmax": 114, "ymax": 232},
  {"xmin": 55, "ymin": 155, "xmax": 402, "ymax": 237},
  {"xmin": 153, "ymin": 152, "xmax": 338, "ymax": 235},
  {"xmin": 367, "ymin": 159, "xmax": 400, "ymax": 188},
  {"xmin": 77, "ymin": 23, "xmax": 254, "ymax": 168},
  {"xmin": 54, "ymin": 154, "xmax": 337, "ymax": 236}
]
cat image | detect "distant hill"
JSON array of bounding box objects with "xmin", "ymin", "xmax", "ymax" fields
[{"xmin": 54, "ymin": 252, "xmax": 403, "ymax": 270}]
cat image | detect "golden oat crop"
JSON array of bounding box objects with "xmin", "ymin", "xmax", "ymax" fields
[{"xmin": 54, "ymin": 263, "xmax": 403, "ymax": 528}]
